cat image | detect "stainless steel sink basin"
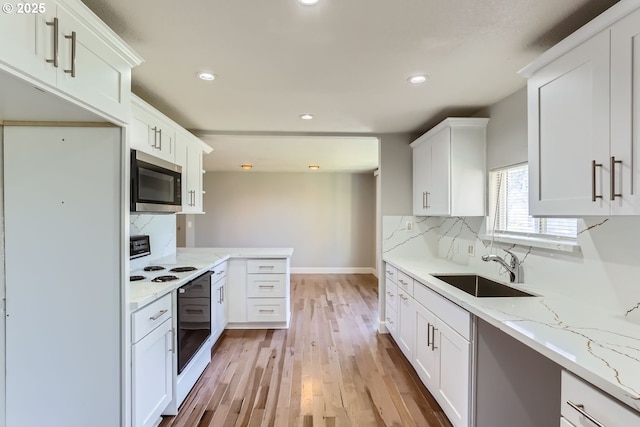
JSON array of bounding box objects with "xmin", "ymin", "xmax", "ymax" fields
[{"xmin": 432, "ymin": 274, "xmax": 535, "ymax": 298}]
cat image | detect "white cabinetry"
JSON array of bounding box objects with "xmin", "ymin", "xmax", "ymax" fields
[
  {"xmin": 413, "ymin": 281, "xmax": 472, "ymax": 427},
  {"xmin": 411, "ymin": 118, "xmax": 488, "ymax": 217},
  {"xmin": 131, "ymin": 94, "xmax": 176, "ymax": 163},
  {"xmin": 132, "ymin": 294, "xmax": 174, "ymax": 427},
  {"xmin": 384, "ymin": 262, "xmax": 474, "ymax": 427},
  {"xmin": 227, "ymin": 258, "xmax": 291, "ymax": 328},
  {"xmin": 0, "ymin": 0, "xmax": 140, "ymax": 124},
  {"xmin": 520, "ymin": 3, "xmax": 640, "ymax": 216},
  {"xmin": 561, "ymin": 370, "xmax": 640, "ymax": 426},
  {"xmin": 211, "ymin": 262, "xmax": 228, "ymax": 345},
  {"xmin": 176, "ymin": 130, "xmax": 212, "ymax": 214}
]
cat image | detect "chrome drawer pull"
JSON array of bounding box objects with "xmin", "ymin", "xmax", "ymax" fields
[
  {"xmin": 399, "ymin": 294, "xmax": 408, "ymax": 300},
  {"xmin": 258, "ymin": 265, "xmax": 275, "ymax": 269},
  {"xmin": 149, "ymin": 309, "xmax": 168, "ymax": 321},
  {"xmin": 258, "ymin": 285, "xmax": 275, "ymax": 288},
  {"xmin": 259, "ymin": 309, "xmax": 275, "ymax": 313},
  {"xmin": 567, "ymin": 401, "xmax": 606, "ymax": 427}
]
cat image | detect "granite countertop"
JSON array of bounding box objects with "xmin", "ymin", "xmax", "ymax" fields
[
  {"xmin": 129, "ymin": 247, "xmax": 294, "ymax": 311},
  {"xmin": 383, "ymin": 252, "xmax": 640, "ymax": 413}
]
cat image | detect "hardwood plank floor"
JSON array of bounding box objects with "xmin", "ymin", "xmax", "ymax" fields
[{"xmin": 160, "ymin": 274, "xmax": 452, "ymax": 427}]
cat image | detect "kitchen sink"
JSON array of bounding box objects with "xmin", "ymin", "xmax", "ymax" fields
[{"xmin": 432, "ymin": 274, "xmax": 535, "ymax": 298}]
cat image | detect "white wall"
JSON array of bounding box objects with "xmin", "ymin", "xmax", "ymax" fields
[
  {"xmin": 379, "ymin": 133, "xmax": 413, "ymax": 215},
  {"xmin": 195, "ymin": 172, "xmax": 376, "ymax": 272},
  {"xmin": 382, "ymin": 87, "xmax": 640, "ymax": 318}
]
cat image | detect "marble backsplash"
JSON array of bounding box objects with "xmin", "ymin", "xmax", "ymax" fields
[
  {"xmin": 130, "ymin": 214, "xmax": 177, "ymax": 270},
  {"xmin": 383, "ymin": 215, "xmax": 640, "ymax": 322}
]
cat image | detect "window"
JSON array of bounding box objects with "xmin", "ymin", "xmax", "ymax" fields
[{"xmin": 487, "ymin": 163, "xmax": 577, "ymax": 244}]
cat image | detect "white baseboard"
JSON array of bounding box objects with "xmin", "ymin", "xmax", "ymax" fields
[{"xmin": 290, "ymin": 267, "xmax": 377, "ymax": 275}]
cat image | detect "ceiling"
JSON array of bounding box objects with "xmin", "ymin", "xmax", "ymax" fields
[{"xmin": 81, "ymin": 0, "xmax": 618, "ymax": 172}]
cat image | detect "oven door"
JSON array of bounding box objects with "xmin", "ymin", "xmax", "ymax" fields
[
  {"xmin": 177, "ymin": 271, "xmax": 212, "ymax": 374},
  {"xmin": 131, "ymin": 150, "xmax": 182, "ymax": 213}
]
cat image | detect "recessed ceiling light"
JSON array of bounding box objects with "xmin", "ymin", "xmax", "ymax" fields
[
  {"xmin": 197, "ymin": 72, "xmax": 216, "ymax": 81},
  {"xmin": 300, "ymin": 114, "xmax": 314, "ymax": 120},
  {"xmin": 407, "ymin": 74, "xmax": 428, "ymax": 84},
  {"xmin": 298, "ymin": 0, "xmax": 319, "ymax": 5},
  {"xmin": 240, "ymin": 164, "xmax": 253, "ymax": 170},
  {"xmin": 308, "ymin": 165, "xmax": 320, "ymax": 170}
]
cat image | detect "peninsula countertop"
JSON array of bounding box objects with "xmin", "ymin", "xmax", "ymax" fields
[
  {"xmin": 129, "ymin": 247, "xmax": 294, "ymax": 311},
  {"xmin": 383, "ymin": 252, "xmax": 640, "ymax": 413}
]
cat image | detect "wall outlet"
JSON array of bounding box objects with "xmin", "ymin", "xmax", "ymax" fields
[
  {"xmin": 406, "ymin": 221, "xmax": 413, "ymax": 231},
  {"xmin": 467, "ymin": 244, "xmax": 475, "ymax": 257}
]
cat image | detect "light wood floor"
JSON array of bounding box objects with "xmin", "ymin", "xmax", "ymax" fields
[{"xmin": 159, "ymin": 274, "xmax": 452, "ymax": 427}]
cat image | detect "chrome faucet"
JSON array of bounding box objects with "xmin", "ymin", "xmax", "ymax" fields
[{"xmin": 482, "ymin": 249, "xmax": 522, "ymax": 283}]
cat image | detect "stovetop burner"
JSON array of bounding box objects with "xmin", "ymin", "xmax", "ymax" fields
[
  {"xmin": 130, "ymin": 275, "xmax": 146, "ymax": 282},
  {"xmin": 152, "ymin": 275, "xmax": 179, "ymax": 283},
  {"xmin": 169, "ymin": 266, "xmax": 198, "ymax": 273},
  {"xmin": 144, "ymin": 265, "xmax": 165, "ymax": 272}
]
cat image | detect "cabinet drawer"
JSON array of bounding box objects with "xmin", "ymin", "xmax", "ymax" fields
[
  {"xmin": 385, "ymin": 264, "xmax": 398, "ymax": 282},
  {"xmin": 385, "ymin": 282, "xmax": 398, "ymax": 312},
  {"xmin": 247, "ymin": 274, "xmax": 286, "ymax": 297},
  {"xmin": 397, "ymin": 271, "xmax": 414, "ymax": 296},
  {"xmin": 211, "ymin": 261, "xmax": 228, "ymax": 283},
  {"xmin": 247, "ymin": 259, "xmax": 287, "ymax": 274},
  {"xmin": 247, "ymin": 299, "xmax": 287, "ymax": 322},
  {"xmin": 385, "ymin": 303, "xmax": 398, "ymax": 337},
  {"xmin": 132, "ymin": 293, "xmax": 172, "ymax": 343},
  {"xmin": 415, "ymin": 280, "xmax": 471, "ymax": 340},
  {"xmin": 561, "ymin": 370, "xmax": 640, "ymax": 426}
]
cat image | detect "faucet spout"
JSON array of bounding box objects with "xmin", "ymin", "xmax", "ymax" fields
[{"xmin": 481, "ymin": 250, "xmax": 522, "ymax": 283}]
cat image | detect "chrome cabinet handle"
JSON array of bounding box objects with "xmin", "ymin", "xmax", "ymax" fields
[
  {"xmin": 64, "ymin": 31, "xmax": 76, "ymax": 77},
  {"xmin": 399, "ymin": 294, "xmax": 408, "ymax": 300},
  {"xmin": 46, "ymin": 18, "xmax": 58, "ymax": 67},
  {"xmin": 426, "ymin": 192, "xmax": 430, "ymax": 209},
  {"xmin": 167, "ymin": 328, "xmax": 175, "ymax": 353},
  {"xmin": 259, "ymin": 265, "xmax": 275, "ymax": 269},
  {"xmin": 566, "ymin": 401, "xmax": 606, "ymax": 427},
  {"xmin": 149, "ymin": 309, "xmax": 168, "ymax": 321},
  {"xmin": 610, "ymin": 156, "xmax": 622, "ymax": 201},
  {"xmin": 157, "ymin": 128, "xmax": 162, "ymax": 150},
  {"xmin": 259, "ymin": 309, "xmax": 275, "ymax": 313},
  {"xmin": 386, "ymin": 270, "xmax": 394, "ymax": 276},
  {"xmin": 431, "ymin": 326, "xmax": 438, "ymax": 350},
  {"xmin": 258, "ymin": 285, "xmax": 275, "ymax": 289},
  {"xmin": 592, "ymin": 160, "xmax": 603, "ymax": 202},
  {"xmin": 427, "ymin": 322, "xmax": 432, "ymax": 347},
  {"xmin": 151, "ymin": 127, "xmax": 160, "ymax": 149},
  {"xmin": 386, "ymin": 317, "xmax": 394, "ymax": 324}
]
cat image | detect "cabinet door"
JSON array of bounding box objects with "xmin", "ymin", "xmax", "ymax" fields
[
  {"xmin": 186, "ymin": 138, "xmax": 204, "ymax": 213},
  {"xmin": 428, "ymin": 127, "xmax": 451, "ymax": 215},
  {"xmin": 132, "ymin": 318, "xmax": 173, "ymax": 427},
  {"xmin": 397, "ymin": 291, "xmax": 415, "ymax": 361},
  {"xmin": 436, "ymin": 320, "xmax": 471, "ymax": 427},
  {"xmin": 413, "ymin": 303, "xmax": 438, "ymax": 391},
  {"xmin": 0, "ymin": 0, "xmax": 57, "ymax": 87},
  {"xmin": 611, "ymin": 8, "xmax": 640, "ymax": 214},
  {"xmin": 527, "ymin": 30, "xmax": 610, "ymax": 216},
  {"xmin": 413, "ymin": 139, "xmax": 431, "ymax": 216},
  {"xmin": 211, "ymin": 280, "xmax": 225, "ymax": 344},
  {"xmin": 56, "ymin": 3, "xmax": 131, "ymax": 123}
]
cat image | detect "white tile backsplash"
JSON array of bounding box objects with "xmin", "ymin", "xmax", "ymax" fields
[
  {"xmin": 130, "ymin": 214, "xmax": 176, "ymax": 271},
  {"xmin": 383, "ymin": 215, "xmax": 640, "ymax": 320}
]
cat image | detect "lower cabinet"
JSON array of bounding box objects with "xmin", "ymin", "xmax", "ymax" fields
[
  {"xmin": 227, "ymin": 258, "xmax": 291, "ymax": 328},
  {"xmin": 561, "ymin": 370, "xmax": 640, "ymax": 427},
  {"xmin": 385, "ymin": 262, "xmax": 473, "ymax": 427},
  {"xmin": 132, "ymin": 294, "xmax": 174, "ymax": 427},
  {"xmin": 211, "ymin": 262, "xmax": 227, "ymax": 344}
]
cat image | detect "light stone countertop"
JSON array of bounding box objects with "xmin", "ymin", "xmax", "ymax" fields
[
  {"xmin": 383, "ymin": 252, "xmax": 640, "ymax": 413},
  {"xmin": 129, "ymin": 247, "xmax": 294, "ymax": 311}
]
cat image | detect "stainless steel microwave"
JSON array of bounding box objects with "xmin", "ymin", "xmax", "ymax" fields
[{"xmin": 131, "ymin": 150, "xmax": 182, "ymax": 213}]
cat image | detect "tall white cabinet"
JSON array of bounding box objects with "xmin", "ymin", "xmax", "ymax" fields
[
  {"xmin": 520, "ymin": 2, "xmax": 640, "ymax": 216},
  {"xmin": 411, "ymin": 118, "xmax": 488, "ymax": 217},
  {"xmin": 3, "ymin": 126, "xmax": 124, "ymax": 427}
]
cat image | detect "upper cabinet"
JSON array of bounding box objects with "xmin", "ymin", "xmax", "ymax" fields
[
  {"xmin": 175, "ymin": 130, "xmax": 212, "ymax": 214},
  {"xmin": 131, "ymin": 94, "xmax": 177, "ymax": 164},
  {"xmin": 520, "ymin": 2, "xmax": 640, "ymax": 216},
  {"xmin": 130, "ymin": 94, "xmax": 213, "ymax": 214},
  {"xmin": 411, "ymin": 118, "xmax": 488, "ymax": 217},
  {"xmin": 0, "ymin": 0, "xmax": 142, "ymax": 125}
]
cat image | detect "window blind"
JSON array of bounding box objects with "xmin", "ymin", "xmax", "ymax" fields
[{"xmin": 490, "ymin": 164, "xmax": 577, "ymax": 239}]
